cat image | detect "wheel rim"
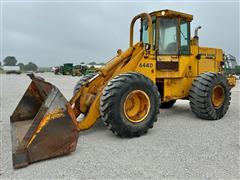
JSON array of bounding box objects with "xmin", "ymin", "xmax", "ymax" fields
[
  {"xmin": 211, "ymin": 85, "xmax": 225, "ymax": 109},
  {"xmin": 123, "ymin": 90, "xmax": 150, "ymax": 123}
]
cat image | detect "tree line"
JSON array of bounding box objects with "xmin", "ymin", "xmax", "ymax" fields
[{"xmin": 0, "ymin": 56, "xmax": 38, "ymax": 71}]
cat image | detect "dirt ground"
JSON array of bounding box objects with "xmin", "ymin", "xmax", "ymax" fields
[{"xmin": 0, "ymin": 73, "xmax": 239, "ymax": 179}]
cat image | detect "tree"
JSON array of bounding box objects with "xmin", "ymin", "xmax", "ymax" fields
[
  {"xmin": 80, "ymin": 62, "xmax": 85, "ymax": 64},
  {"xmin": 17, "ymin": 63, "xmax": 25, "ymax": 70},
  {"xmin": 24, "ymin": 62, "xmax": 38, "ymax": 71},
  {"xmin": 88, "ymin": 61, "xmax": 96, "ymax": 65},
  {"xmin": 3, "ymin": 56, "xmax": 17, "ymax": 66}
]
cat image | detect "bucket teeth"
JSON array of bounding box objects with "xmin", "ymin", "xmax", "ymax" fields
[{"xmin": 10, "ymin": 74, "xmax": 79, "ymax": 168}]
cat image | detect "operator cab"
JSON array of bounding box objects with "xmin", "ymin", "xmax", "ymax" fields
[{"xmin": 140, "ymin": 10, "xmax": 193, "ymax": 70}]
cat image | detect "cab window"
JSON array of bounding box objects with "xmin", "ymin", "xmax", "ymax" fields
[
  {"xmin": 158, "ymin": 17, "xmax": 178, "ymax": 55},
  {"xmin": 141, "ymin": 16, "xmax": 156, "ymax": 49},
  {"xmin": 180, "ymin": 19, "xmax": 190, "ymax": 55}
]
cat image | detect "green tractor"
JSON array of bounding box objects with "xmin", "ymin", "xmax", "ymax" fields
[
  {"xmin": 72, "ymin": 65, "xmax": 87, "ymax": 76},
  {"xmin": 61, "ymin": 63, "xmax": 73, "ymax": 75},
  {"xmin": 223, "ymin": 54, "xmax": 240, "ymax": 78}
]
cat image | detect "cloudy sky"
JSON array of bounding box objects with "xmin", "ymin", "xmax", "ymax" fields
[{"xmin": 1, "ymin": 0, "xmax": 239, "ymax": 67}]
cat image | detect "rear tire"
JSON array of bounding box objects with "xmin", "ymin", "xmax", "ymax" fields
[
  {"xmin": 160, "ymin": 100, "xmax": 176, "ymax": 108},
  {"xmin": 100, "ymin": 72, "xmax": 160, "ymax": 138},
  {"xmin": 189, "ymin": 72, "xmax": 231, "ymax": 120}
]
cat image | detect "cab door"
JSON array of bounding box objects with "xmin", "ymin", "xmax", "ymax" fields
[
  {"xmin": 156, "ymin": 18, "xmax": 191, "ymax": 77},
  {"xmin": 156, "ymin": 17, "xmax": 193, "ymax": 101},
  {"xmin": 156, "ymin": 17, "xmax": 179, "ymax": 73}
]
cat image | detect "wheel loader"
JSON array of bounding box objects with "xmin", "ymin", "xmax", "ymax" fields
[{"xmin": 10, "ymin": 9, "xmax": 236, "ymax": 168}]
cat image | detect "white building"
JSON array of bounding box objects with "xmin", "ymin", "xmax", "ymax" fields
[{"xmin": 3, "ymin": 66, "xmax": 21, "ymax": 74}]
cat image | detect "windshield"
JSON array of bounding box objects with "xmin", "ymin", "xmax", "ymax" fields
[
  {"xmin": 141, "ymin": 16, "xmax": 156, "ymax": 48},
  {"xmin": 158, "ymin": 17, "xmax": 178, "ymax": 55}
]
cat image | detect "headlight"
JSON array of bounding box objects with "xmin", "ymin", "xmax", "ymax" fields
[{"xmin": 161, "ymin": 11, "xmax": 166, "ymax": 16}]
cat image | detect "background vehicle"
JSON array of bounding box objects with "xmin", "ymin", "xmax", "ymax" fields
[
  {"xmin": 3, "ymin": 66, "xmax": 21, "ymax": 74},
  {"xmin": 72, "ymin": 65, "xmax": 87, "ymax": 76},
  {"xmin": 61, "ymin": 63, "xmax": 73, "ymax": 75},
  {"xmin": 223, "ymin": 53, "xmax": 240, "ymax": 78}
]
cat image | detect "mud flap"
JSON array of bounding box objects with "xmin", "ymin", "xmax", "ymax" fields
[{"xmin": 10, "ymin": 74, "xmax": 79, "ymax": 169}]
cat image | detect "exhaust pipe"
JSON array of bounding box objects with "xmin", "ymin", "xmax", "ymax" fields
[{"xmin": 193, "ymin": 26, "xmax": 202, "ymax": 46}]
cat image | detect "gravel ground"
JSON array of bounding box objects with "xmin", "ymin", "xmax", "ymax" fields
[{"xmin": 0, "ymin": 73, "xmax": 239, "ymax": 179}]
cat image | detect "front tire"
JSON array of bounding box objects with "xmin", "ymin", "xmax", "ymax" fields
[
  {"xmin": 100, "ymin": 72, "xmax": 160, "ymax": 137},
  {"xmin": 189, "ymin": 72, "xmax": 231, "ymax": 120}
]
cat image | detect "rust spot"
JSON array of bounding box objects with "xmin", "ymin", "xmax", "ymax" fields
[
  {"xmin": 27, "ymin": 108, "xmax": 64, "ymax": 147},
  {"xmin": 66, "ymin": 103, "xmax": 80, "ymax": 131}
]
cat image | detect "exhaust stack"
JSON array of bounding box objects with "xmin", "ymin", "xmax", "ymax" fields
[{"xmin": 193, "ymin": 26, "xmax": 202, "ymax": 46}]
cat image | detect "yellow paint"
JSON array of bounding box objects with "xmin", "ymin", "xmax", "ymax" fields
[
  {"xmin": 123, "ymin": 90, "xmax": 151, "ymax": 123},
  {"xmin": 135, "ymin": 58, "xmax": 156, "ymax": 83},
  {"xmin": 211, "ymin": 85, "xmax": 225, "ymax": 108},
  {"xmin": 163, "ymin": 78, "xmax": 193, "ymax": 102},
  {"xmin": 227, "ymin": 75, "xmax": 237, "ymax": 87},
  {"xmin": 150, "ymin": 9, "xmax": 193, "ymax": 21},
  {"xmin": 77, "ymin": 95, "xmax": 101, "ymax": 130}
]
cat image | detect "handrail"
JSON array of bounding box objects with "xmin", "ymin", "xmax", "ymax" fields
[{"xmin": 129, "ymin": 13, "xmax": 152, "ymax": 49}]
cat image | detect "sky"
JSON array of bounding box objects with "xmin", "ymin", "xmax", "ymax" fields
[{"xmin": 1, "ymin": 0, "xmax": 239, "ymax": 67}]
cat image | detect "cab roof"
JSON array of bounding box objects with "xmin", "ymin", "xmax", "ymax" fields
[{"xmin": 150, "ymin": 9, "xmax": 193, "ymax": 21}]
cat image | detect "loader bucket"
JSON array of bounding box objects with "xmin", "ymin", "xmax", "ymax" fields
[{"xmin": 10, "ymin": 74, "xmax": 79, "ymax": 169}]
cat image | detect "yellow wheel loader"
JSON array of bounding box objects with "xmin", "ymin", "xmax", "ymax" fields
[{"xmin": 10, "ymin": 9, "xmax": 236, "ymax": 168}]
